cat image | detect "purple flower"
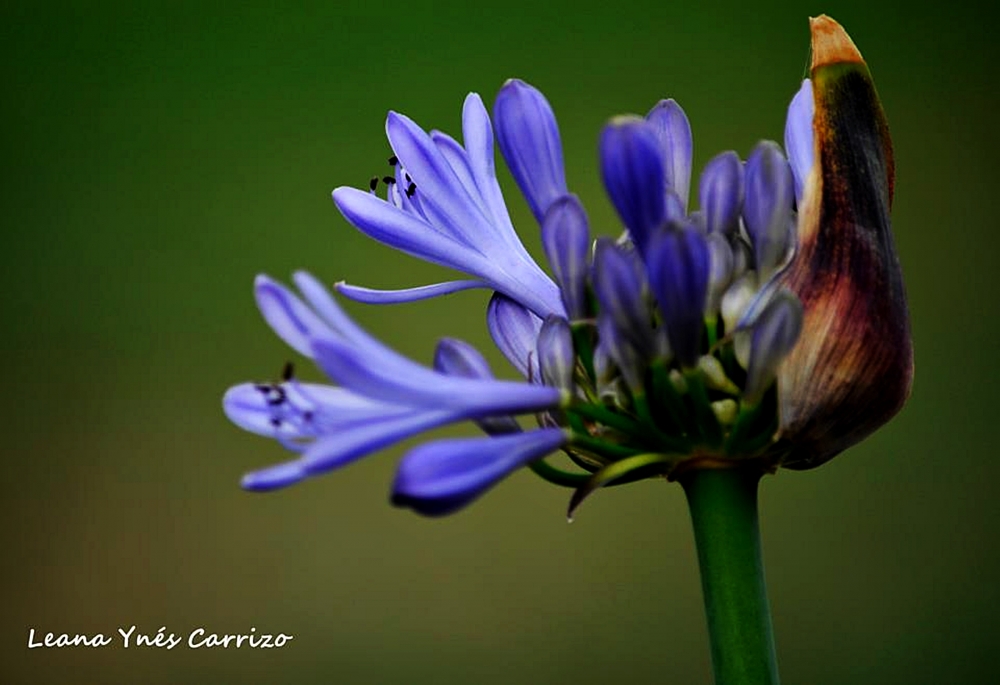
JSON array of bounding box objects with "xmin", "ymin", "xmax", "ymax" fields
[
  {"xmin": 226, "ymin": 27, "xmax": 910, "ymax": 514},
  {"xmin": 225, "ymin": 272, "xmax": 565, "ymax": 492},
  {"xmin": 331, "ymin": 92, "xmax": 564, "ymax": 319}
]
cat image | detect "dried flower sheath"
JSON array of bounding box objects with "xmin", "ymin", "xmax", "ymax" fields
[{"xmin": 778, "ymin": 16, "xmax": 913, "ymax": 468}]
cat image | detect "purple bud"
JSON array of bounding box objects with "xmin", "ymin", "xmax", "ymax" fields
[
  {"xmin": 645, "ymin": 227, "xmax": 710, "ymax": 368},
  {"xmin": 592, "ymin": 238, "xmax": 655, "ymax": 358},
  {"xmin": 744, "ymin": 141, "xmax": 795, "ymax": 279},
  {"xmin": 537, "ymin": 316, "xmax": 575, "ymax": 390},
  {"xmin": 597, "ymin": 313, "xmax": 644, "ymax": 391},
  {"xmin": 435, "ymin": 338, "xmax": 522, "ymax": 435},
  {"xmin": 493, "ymin": 79, "xmax": 567, "ymax": 223},
  {"xmin": 744, "ymin": 289, "xmax": 803, "ymax": 403},
  {"xmin": 731, "ymin": 235, "xmax": 753, "ymax": 279},
  {"xmin": 434, "ymin": 338, "xmax": 494, "ymax": 379},
  {"xmin": 599, "ymin": 116, "xmax": 666, "ymax": 256},
  {"xmin": 785, "ymin": 79, "xmax": 816, "ymax": 205},
  {"xmin": 391, "ymin": 429, "xmax": 568, "ymax": 516},
  {"xmin": 646, "ymin": 99, "xmax": 694, "ymax": 211},
  {"xmin": 541, "ymin": 195, "xmax": 591, "ymax": 320},
  {"xmin": 698, "ymin": 151, "xmax": 744, "ymax": 235},
  {"xmin": 487, "ymin": 293, "xmax": 542, "ymax": 378},
  {"xmin": 706, "ymin": 233, "xmax": 735, "ymax": 314},
  {"xmin": 665, "ymin": 187, "xmax": 687, "ymax": 225}
]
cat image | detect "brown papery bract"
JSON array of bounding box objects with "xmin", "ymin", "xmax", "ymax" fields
[{"xmin": 777, "ymin": 16, "xmax": 913, "ymax": 469}]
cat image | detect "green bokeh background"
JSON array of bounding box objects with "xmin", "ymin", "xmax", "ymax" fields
[{"xmin": 3, "ymin": 1, "xmax": 997, "ymax": 683}]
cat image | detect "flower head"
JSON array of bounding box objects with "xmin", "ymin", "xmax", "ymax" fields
[{"xmin": 225, "ymin": 15, "xmax": 910, "ymax": 516}]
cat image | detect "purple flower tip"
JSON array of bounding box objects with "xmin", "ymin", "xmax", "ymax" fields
[
  {"xmin": 599, "ymin": 117, "xmax": 666, "ymax": 256},
  {"xmin": 645, "ymin": 99, "xmax": 694, "ymax": 212},
  {"xmin": 242, "ymin": 461, "xmax": 307, "ymax": 492},
  {"xmin": 541, "ymin": 194, "xmax": 591, "ymax": 320},
  {"xmin": 698, "ymin": 151, "xmax": 744, "ymax": 235},
  {"xmin": 391, "ymin": 429, "xmax": 568, "ymax": 516},
  {"xmin": 645, "ymin": 227, "xmax": 710, "ymax": 368},
  {"xmin": 493, "ymin": 79, "xmax": 567, "ymax": 223}
]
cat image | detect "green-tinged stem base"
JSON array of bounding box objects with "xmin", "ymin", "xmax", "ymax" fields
[{"xmin": 680, "ymin": 468, "xmax": 780, "ymax": 685}]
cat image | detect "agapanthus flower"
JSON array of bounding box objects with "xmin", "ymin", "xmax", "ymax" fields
[{"xmin": 225, "ymin": 15, "xmax": 911, "ymax": 517}]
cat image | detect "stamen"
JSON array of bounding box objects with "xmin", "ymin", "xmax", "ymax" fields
[
  {"xmin": 382, "ymin": 176, "xmax": 396, "ymax": 185},
  {"xmin": 282, "ymin": 361, "xmax": 295, "ymax": 382},
  {"xmin": 252, "ymin": 376, "xmax": 327, "ymax": 447},
  {"xmin": 388, "ymin": 155, "xmax": 398, "ymax": 166},
  {"xmin": 265, "ymin": 386, "xmax": 286, "ymax": 406},
  {"xmin": 368, "ymin": 176, "xmax": 378, "ymax": 192},
  {"xmin": 405, "ymin": 182, "xmax": 417, "ymax": 198}
]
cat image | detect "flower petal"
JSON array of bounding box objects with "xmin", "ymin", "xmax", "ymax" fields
[
  {"xmin": 333, "ymin": 187, "xmax": 488, "ymax": 274},
  {"xmin": 254, "ymin": 274, "xmax": 335, "ymax": 358},
  {"xmin": 391, "ymin": 428, "xmax": 568, "ymax": 516},
  {"xmin": 785, "ymin": 79, "xmax": 816, "ymax": 205},
  {"xmin": 435, "ymin": 338, "xmax": 523, "ymax": 435},
  {"xmin": 743, "ymin": 289, "xmax": 803, "ymax": 403},
  {"xmin": 705, "ymin": 232, "xmax": 735, "ymax": 314},
  {"xmin": 592, "ymin": 238, "xmax": 655, "ymax": 358},
  {"xmin": 223, "ymin": 381, "xmax": 419, "ymax": 438},
  {"xmin": 646, "ymin": 99, "xmax": 694, "ymax": 211},
  {"xmin": 597, "ymin": 313, "xmax": 644, "ymax": 391},
  {"xmin": 541, "ymin": 194, "xmax": 591, "ymax": 320},
  {"xmin": 698, "ymin": 150, "xmax": 744, "ymax": 236},
  {"xmin": 461, "ymin": 92, "xmax": 530, "ymax": 260},
  {"xmin": 300, "ymin": 409, "xmax": 459, "ymax": 476},
  {"xmin": 493, "ymin": 79, "xmax": 567, "ymax": 223},
  {"xmin": 599, "ymin": 116, "xmax": 666, "ymax": 256},
  {"xmin": 330, "ymin": 189, "xmax": 562, "ymax": 318},
  {"xmin": 293, "ymin": 271, "xmax": 385, "ymax": 348},
  {"xmin": 430, "ymin": 129, "xmax": 491, "ymax": 220},
  {"xmin": 310, "ymin": 337, "xmax": 563, "ymax": 415},
  {"xmin": 433, "ymin": 337, "xmax": 495, "ymax": 380},
  {"xmin": 241, "ymin": 460, "xmax": 308, "ymax": 492},
  {"xmin": 537, "ymin": 315, "xmax": 575, "ymax": 390},
  {"xmin": 645, "ymin": 227, "xmax": 710, "ymax": 368},
  {"xmin": 487, "ymin": 292, "xmax": 543, "ymax": 377},
  {"xmin": 743, "ymin": 141, "xmax": 795, "ymax": 279},
  {"xmin": 335, "ymin": 279, "xmax": 487, "ymax": 304},
  {"xmin": 386, "ymin": 110, "xmax": 494, "ymax": 247}
]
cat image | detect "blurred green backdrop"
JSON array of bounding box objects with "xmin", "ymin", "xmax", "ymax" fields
[{"xmin": 2, "ymin": 1, "xmax": 997, "ymax": 683}]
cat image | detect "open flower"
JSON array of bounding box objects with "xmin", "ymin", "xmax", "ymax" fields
[{"xmin": 225, "ymin": 16, "xmax": 910, "ymax": 516}]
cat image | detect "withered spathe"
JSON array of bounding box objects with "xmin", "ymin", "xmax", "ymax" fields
[{"xmin": 778, "ymin": 16, "xmax": 913, "ymax": 469}]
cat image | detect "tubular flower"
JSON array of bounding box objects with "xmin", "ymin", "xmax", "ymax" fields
[{"xmin": 224, "ymin": 16, "xmax": 910, "ymax": 516}]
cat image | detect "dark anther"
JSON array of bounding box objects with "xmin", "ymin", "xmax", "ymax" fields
[
  {"xmin": 282, "ymin": 361, "xmax": 294, "ymax": 382},
  {"xmin": 388, "ymin": 155, "xmax": 398, "ymax": 166},
  {"xmin": 369, "ymin": 176, "xmax": 378, "ymax": 191},
  {"xmin": 265, "ymin": 386, "xmax": 286, "ymax": 406},
  {"xmin": 382, "ymin": 176, "xmax": 396, "ymax": 185},
  {"xmin": 270, "ymin": 417, "xmax": 282, "ymax": 427},
  {"xmin": 404, "ymin": 172, "xmax": 411, "ymax": 183},
  {"xmin": 405, "ymin": 182, "xmax": 417, "ymax": 198},
  {"xmin": 254, "ymin": 383, "xmax": 270, "ymax": 393}
]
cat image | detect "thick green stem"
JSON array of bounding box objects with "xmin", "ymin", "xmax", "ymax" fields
[{"xmin": 680, "ymin": 468, "xmax": 780, "ymax": 685}]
